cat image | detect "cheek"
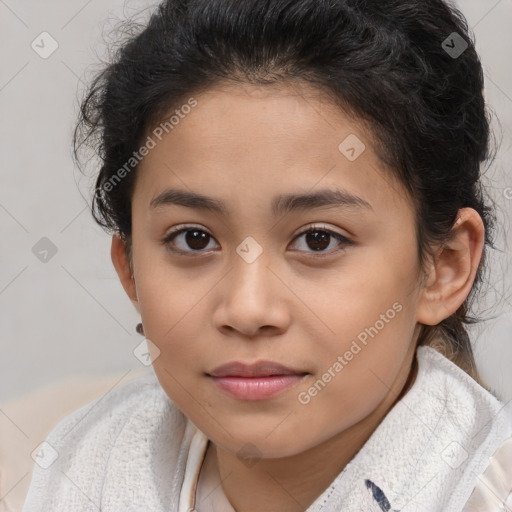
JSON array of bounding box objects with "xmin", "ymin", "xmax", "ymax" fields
[
  {"xmin": 134, "ymin": 247, "xmax": 197, "ymax": 336},
  {"xmin": 313, "ymin": 266, "xmax": 419, "ymax": 392},
  {"xmin": 299, "ymin": 370, "xmax": 382, "ymax": 424},
  {"xmin": 135, "ymin": 269, "xmax": 208, "ymax": 373},
  {"xmin": 323, "ymin": 268, "xmax": 409, "ymax": 341},
  {"xmin": 144, "ymin": 300, "xmax": 209, "ymax": 415}
]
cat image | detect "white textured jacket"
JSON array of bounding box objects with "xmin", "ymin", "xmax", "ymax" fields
[{"xmin": 22, "ymin": 346, "xmax": 512, "ymax": 512}]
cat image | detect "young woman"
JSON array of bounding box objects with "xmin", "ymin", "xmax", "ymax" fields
[{"xmin": 22, "ymin": 0, "xmax": 512, "ymax": 510}]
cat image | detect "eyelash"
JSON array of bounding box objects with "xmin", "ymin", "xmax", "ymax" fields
[{"xmin": 160, "ymin": 224, "xmax": 353, "ymax": 258}]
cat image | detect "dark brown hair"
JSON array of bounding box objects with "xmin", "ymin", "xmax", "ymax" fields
[{"xmin": 74, "ymin": 0, "xmax": 501, "ymax": 385}]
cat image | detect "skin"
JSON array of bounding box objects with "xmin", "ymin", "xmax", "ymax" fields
[{"xmin": 111, "ymin": 81, "xmax": 485, "ymax": 512}]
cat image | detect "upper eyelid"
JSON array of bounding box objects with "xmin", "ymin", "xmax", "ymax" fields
[{"xmin": 164, "ymin": 223, "xmax": 349, "ymax": 239}]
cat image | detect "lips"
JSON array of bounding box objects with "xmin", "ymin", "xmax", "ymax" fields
[
  {"xmin": 207, "ymin": 360, "xmax": 308, "ymax": 378},
  {"xmin": 207, "ymin": 361, "xmax": 310, "ymax": 401}
]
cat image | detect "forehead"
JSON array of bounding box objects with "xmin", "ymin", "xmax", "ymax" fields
[{"xmin": 134, "ymin": 82, "xmax": 413, "ymax": 219}]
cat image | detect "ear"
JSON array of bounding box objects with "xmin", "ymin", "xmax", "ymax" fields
[
  {"xmin": 416, "ymin": 208, "xmax": 485, "ymax": 325},
  {"xmin": 111, "ymin": 234, "xmax": 140, "ymax": 313}
]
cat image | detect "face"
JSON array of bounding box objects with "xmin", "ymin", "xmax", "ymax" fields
[{"xmin": 125, "ymin": 82, "xmax": 426, "ymax": 458}]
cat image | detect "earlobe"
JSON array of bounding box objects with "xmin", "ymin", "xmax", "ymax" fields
[
  {"xmin": 416, "ymin": 208, "xmax": 485, "ymax": 326},
  {"xmin": 111, "ymin": 234, "xmax": 139, "ymax": 307}
]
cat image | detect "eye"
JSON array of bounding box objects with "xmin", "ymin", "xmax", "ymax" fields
[
  {"xmin": 161, "ymin": 224, "xmax": 352, "ymax": 257},
  {"xmin": 161, "ymin": 225, "xmax": 219, "ymax": 256},
  {"xmin": 289, "ymin": 225, "xmax": 352, "ymax": 256}
]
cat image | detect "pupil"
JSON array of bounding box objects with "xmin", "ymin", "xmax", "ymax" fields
[
  {"xmin": 186, "ymin": 230, "xmax": 209, "ymax": 250},
  {"xmin": 307, "ymin": 231, "xmax": 329, "ymax": 251}
]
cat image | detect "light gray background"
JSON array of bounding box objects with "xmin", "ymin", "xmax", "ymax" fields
[{"xmin": 1, "ymin": 0, "xmax": 511, "ymax": 404}]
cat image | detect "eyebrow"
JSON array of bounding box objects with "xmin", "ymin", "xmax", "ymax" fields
[{"xmin": 149, "ymin": 188, "xmax": 373, "ymax": 216}]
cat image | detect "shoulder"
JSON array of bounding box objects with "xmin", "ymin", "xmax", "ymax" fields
[
  {"xmin": 415, "ymin": 345, "xmax": 512, "ymax": 434},
  {"xmin": 415, "ymin": 346, "xmax": 512, "ymax": 510},
  {"xmin": 42, "ymin": 370, "xmax": 172, "ymax": 449},
  {"xmin": 22, "ymin": 370, "xmax": 189, "ymax": 512}
]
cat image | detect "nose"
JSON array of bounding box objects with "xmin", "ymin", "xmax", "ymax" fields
[{"xmin": 213, "ymin": 254, "xmax": 291, "ymax": 338}]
